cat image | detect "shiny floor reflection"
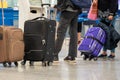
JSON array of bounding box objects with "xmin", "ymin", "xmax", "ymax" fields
[{"xmin": 0, "ymin": 41, "xmax": 120, "ymax": 80}]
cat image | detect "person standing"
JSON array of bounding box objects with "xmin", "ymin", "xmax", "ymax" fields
[
  {"xmin": 53, "ymin": 0, "xmax": 81, "ymax": 61},
  {"xmin": 98, "ymin": 0, "xmax": 119, "ymax": 59}
]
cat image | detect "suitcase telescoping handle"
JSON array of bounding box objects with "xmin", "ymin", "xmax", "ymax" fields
[
  {"xmin": 41, "ymin": 0, "xmax": 51, "ymax": 7},
  {"xmin": 41, "ymin": 4, "xmax": 51, "ymax": 7},
  {"xmin": 41, "ymin": 3, "xmax": 51, "ymax": 17}
]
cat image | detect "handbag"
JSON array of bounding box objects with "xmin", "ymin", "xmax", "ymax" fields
[{"xmin": 87, "ymin": 0, "xmax": 98, "ymax": 20}]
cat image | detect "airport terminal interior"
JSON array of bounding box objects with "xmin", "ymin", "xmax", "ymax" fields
[{"xmin": 0, "ymin": 0, "xmax": 120, "ymax": 80}]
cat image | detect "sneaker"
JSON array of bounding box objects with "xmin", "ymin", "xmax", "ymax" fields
[
  {"xmin": 108, "ymin": 55, "xmax": 115, "ymax": 59},
  {"xmin": 53, "ymin": 55, "xmax": 59, "ymax": 62},
  {"xmin": 98, "ymin": 54, "xmax": 107, "ymax": 58},
  {"xmin": 64, "ymin": 56, "xmax": 75, "ymax": 61}
]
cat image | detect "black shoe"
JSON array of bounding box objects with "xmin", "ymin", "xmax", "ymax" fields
[
  {"xmin": 64, "ymin": 56, "xmax": 75, "ymax": 61},
  {"xmin": 108, "ymin": 55, "xmax": 115, "ymax": 59},
  {"xmin": 98, "ymin": 54, "xmax": 107, "ymax": 58},
  {"xmin": 53, "ymin": 55, "xmax": 59, "ymax": 62}
]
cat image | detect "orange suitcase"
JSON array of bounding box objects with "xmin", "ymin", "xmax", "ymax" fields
[{"xmin": 0, "ymin": 26, "xmax": 24, "ymax": 67}]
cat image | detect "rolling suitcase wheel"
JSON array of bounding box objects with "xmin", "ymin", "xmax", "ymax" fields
[
  {"xmin": 42, "ymin": 61, "xmax": 52, "ymax": 66},
  {"xmin": 14, "ymin": 62, "xmax": 18, "ymax": 66},
  {"xmin": 83, "ymin": 53, "xmax": 89, "ymax": 60},
  {"xmin": 29, "ymin": 61, "xmax": 34, "ymax": 66},
  {"xmin": 8, "ymin": 62, "xmax": 12, "ymax": 67},
  {"xmin": 83, "ymin": 56, "xmax": 87, "ymax": 60},
  {"xmin": 47, "ymin": 62, "xmax": 52, "ymax": 66},
  {"xmin": 88, "ymin": 55, "xmax": 94, "ymax": 61},
  {"xmin": 42, "ymin": 61, "xmax": 47, "ymax": 66},
  {"xmin": 21, "ymin": 61, "xmax": 26, "ymax": 65},
  {"xmin": 88, "ymin": 55, "xmax": 98, "ymax": 61},
  {"xmin": 89, "ymin": 57, "xmax": 92, "ymax": 61},
  {"xmin": 93, "ymin": 57, "xmax": 98, "ymax": 61},
  {"xmin": 81, "ymin": 52, "xmax": 84, "ymax": 56},
  {"xmin": 3, "ymin": 62, "xmax": 7, "ymax": 67}
]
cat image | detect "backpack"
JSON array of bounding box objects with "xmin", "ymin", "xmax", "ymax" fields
[{"xmin": 70, "ymin": 0, "xmax": 92, "ymax": 8}]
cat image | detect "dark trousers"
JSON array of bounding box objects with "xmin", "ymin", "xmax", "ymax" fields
[{"xmin": 54, "ymin": 11, "xmax": 78, "ymax": 58}]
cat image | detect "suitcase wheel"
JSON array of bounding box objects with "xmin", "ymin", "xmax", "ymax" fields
[
  {"xmin": 47, "ymin": 62, "xmax": 52, "ymax": 66},
  {"xmin": 14, "ymin": 62, "xmax": 18, "ymax": 67},
  {"xmin": 21, "ymin": 61, "xmax": 26, "ymax": 65},
  {"xmin": 93, "ymin": 57, "xmax": 98, "ymax": 61},
  {"xmin": 89, "ymin": 55, "xmax": 93, "ymax": 61},
  {"xmin": 42, "ymin": 61, "xmax": 52, "ymax": 66},
  {"xmin": 29, "ymin": 61, "xmax": 34, "ymax": 66},
  {"xmin": 83, "ymin": 54, "xmax": 89, "ymax": 60},
  {"xmin": 83, "ymin": 56, "xmax": 87, "ymax": 60},
  {"xmin": 42, "ymin": 62, "xmax": 47, "ymax": 66},
  {"xmin": 81, "ymin": 52, "xmax": 84, "ymax": 56},
  {"xmin": 3, "ymin": 62, "xmax": 7, "ymax": 67},
  {"xmin": 89, "ymin": 55, "xmax": 97, "ymax": 61},
  {"xmin": 8, "ymin": 62, "xmax": 12, "ymax": 67}
]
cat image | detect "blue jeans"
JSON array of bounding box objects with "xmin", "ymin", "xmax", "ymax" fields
[{"xmin": 103, "ymin": 47, "xmax": 115, "ymax": 53}]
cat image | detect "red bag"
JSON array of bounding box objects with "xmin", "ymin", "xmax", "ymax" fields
[{"xmin": 87, "ymin": 0, "xmax": 98, "ymax": 20}]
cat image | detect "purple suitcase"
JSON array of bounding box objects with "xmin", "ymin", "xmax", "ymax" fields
[{"xmin": 78, "ymin": 27, "xmax": 106, "ymax": 60}]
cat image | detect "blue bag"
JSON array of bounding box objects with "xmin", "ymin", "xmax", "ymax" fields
[{"xmin": 71, "ymin": 0, "xmax": 92, "ymax": 8}]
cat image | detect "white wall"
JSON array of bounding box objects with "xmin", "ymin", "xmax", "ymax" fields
[
  {"xmin": 18, "ymin": 0, "xmax": 57, "ymax": 30},
  {"xmin": 18, "ymin": 0, "xmax": 30, "ymax": 30}
]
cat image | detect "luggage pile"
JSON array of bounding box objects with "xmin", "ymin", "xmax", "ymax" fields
[{"xmin": 0, "ymin": 0, "xmax": 56, "ymax": 67}]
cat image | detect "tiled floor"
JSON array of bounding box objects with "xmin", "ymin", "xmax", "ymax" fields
[{"xmin": 0, "ymin": 39, "xmax": 120, "ymax": 80}]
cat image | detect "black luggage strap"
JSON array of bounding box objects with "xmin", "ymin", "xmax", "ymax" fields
[{"xmin": 85, "ymin": 36, "xmax": 104, "ymax": 46}]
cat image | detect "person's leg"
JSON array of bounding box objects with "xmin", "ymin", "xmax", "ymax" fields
[
  {"xmin": 110, "ymin": 48, "xmax": 115, "ymax": 56},
  {"xmin": 102, "ymin": 47, "xmax": 107, "ymax": 55},
  {"xmin": 54, "ymin": 11, "xmax": 73, "ymax": 61},
  {"xmin": 77, "ymin": 22, "xmax": 82, "ymax": 44},
  {"xmin": 98, "ymin": 46, "xmax": 107, "ymax": 58},
  {"xmin": 108, "ymin": 48, "xmax": 115, "ymax": 58},
  {"xmin": 64, "ymin": 12, "xmax": 78, "ymax": 61}
]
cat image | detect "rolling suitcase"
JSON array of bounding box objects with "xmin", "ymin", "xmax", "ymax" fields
[
  {"xmin": 22, "ymin": 16, "xmax": 56, "ymax": 66},
  {"xmin": 21, "ymin": 3, "xmax": 56, "ymax": 66},
  {"xmin": 78, "ymin": 27, "xmax": 106, "ymax": 60},
  {"xmin": 0, "ymin": 27, "xmax": 24, "ymax": 67}
]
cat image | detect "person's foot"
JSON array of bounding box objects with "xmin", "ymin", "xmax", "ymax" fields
[
  {"xmin": 64, "ymin": 56, "xmax": 75, "ymax": 61},
  {"xmin": 53, "ymin": 55, "xmax": 59, "ymax": 62},
  {"xmin": 98, "ymin": 54, "xmax": 107, "ymax": 58},
  {"xmin": 108, "ymin": 55, "xmax": 115, "ymax": 59}
]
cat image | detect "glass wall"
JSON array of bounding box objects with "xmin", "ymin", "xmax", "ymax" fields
[{"xmin": 6, "ymin": 0, "xmax": 18, "ymax": 8}]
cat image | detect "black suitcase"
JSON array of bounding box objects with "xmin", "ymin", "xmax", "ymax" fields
[{"xmin": 21, "ymin": 17, "xmax": 56, "ymax": 66}]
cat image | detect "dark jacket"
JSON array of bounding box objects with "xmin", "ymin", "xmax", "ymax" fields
[
  {"xmin": 98, "ymin": 0, "xmax": 118, "ymax": 17},
  {"xmin": 97, "ymin": 0, "xmax": 120, "ymax": 50},
  {"xmin": 56, "ymin": 0, "xmax": 81, "ymax": 13},
  {"xmin": 98, "ymin": 20, "xmax": 120, "ymax": 50}
]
